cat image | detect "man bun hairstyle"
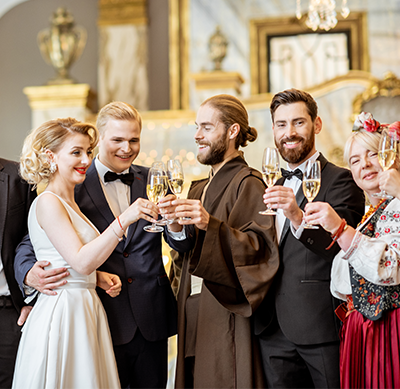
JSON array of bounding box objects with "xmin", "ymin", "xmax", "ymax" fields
[
  {"xmin": 201, "ymin": 94, "xmax": 258, "ymax": 148},
  {"xmin": 20, "ymin": 117, "xmax": 98, "ymax": 187}
]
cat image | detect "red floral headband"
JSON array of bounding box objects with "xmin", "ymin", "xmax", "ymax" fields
[{"xmin": 353, "ymin": 112, "xmax": 400, "ymax": 138}]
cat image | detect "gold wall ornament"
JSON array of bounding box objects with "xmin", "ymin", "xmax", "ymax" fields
[
  {"xmin": 98, "ymin": 0, "xmax": 147, "ymax": 26},
  {"xmin": 38, "ymin": 8, "xmax": 87, "ymax": 85},
  {"xmin": 169, "ymin": 0, "xmax": 190, "ymax": 110},
  {"xmin": 208, "ymin": 26, "xmax": 228, "ymax": 71},
  {"xmin": 352, "ymin": 72, "xmax": 400, "ymax": 123}
]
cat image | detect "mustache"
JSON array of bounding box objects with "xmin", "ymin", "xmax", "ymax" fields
[
  {"xmin": 196, "ymin": 141, "xmax": 211, "ymax": 146},
  {"xmin": 280, "ymin": 136, "xmax": 303, "ymax": 144}
]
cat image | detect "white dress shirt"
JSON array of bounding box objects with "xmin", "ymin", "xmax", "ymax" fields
[
  {"xmin": 95, "ymin": 158, "xmax": 185, "ymax": 240},
  {"xmin": 0, "ymin": 255, "xmax": 10, "ymax": 296},
  {"xmin": 276, "ymin": 151, "xmax": 320, "ymax": 242}
]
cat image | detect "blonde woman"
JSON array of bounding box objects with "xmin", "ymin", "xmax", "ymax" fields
[
  {"xmin": 304, "ymin": 113, "xmax": 400, "ymax": 388},
  {"xmin": 12, "ymin": 118, "xmax": 159, "ymax": 389}
]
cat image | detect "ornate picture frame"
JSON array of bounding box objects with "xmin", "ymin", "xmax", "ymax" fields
[{"xmin": 250, "ymin": 12, "xmax": 369, "ymax": 94}]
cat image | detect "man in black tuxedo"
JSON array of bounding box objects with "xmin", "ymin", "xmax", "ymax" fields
[
  {"xmin": 253, "ymin": 89, "xmax": 365, "ymax": 388},
  {"xmin": 0, "ymin": 158, "xmax": 36, "ymax": 388},
  {"xmin": 14, "ymin": 102, "xmax": 194, "ymax": 388}
]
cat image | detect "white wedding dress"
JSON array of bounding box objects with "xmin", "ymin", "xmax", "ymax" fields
[{"xmin": 12, "ymin": 192, "xmax": 120, "ymax": 389}]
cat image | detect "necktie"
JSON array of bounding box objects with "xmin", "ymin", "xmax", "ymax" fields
[
  {"xmin": 281, "ymin": 168, "xmax": 303, "ymax": 180},
  {"xmin": 104, "ymin": 171, "xmax": 134, "ymax": 186}
]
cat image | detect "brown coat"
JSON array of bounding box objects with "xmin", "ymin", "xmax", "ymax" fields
[{"xmin": 171, "ymin": 156, "xmax": 279, "ymax": 388}]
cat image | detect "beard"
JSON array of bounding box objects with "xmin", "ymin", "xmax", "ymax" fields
[
  {"xmin": 275, "ymin": 125, "xmax": 315, "ymax": 164},
  {"xmin": 197, "ymin": 132, "xmax": 229, "ymax": 166}
]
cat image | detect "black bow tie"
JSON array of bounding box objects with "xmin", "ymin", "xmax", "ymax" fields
[
  {"xmin": 281, "ymin": 168, "xmax": 303, "ymax": 180},
  {"xmin": 104, "ymin": 171, "xmax": 134, "ymax": 186}
]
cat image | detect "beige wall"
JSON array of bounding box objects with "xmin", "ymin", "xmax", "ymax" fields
[{"xmin": 0, "ymin": 0, "xmax": 98, "ymax": 161}]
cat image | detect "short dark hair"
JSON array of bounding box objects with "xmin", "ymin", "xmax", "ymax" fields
[{"xmin": 270, "ymin": 88, "xmax": 318, "ymax": 122}]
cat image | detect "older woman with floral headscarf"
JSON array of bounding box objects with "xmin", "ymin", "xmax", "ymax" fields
[{"xmin": 303, "ymin": 112, "xmax": 400, "ymax": 389}]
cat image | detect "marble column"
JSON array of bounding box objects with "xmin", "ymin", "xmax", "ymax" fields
[
  {"xmin": 98, "ymin": 0, "xmax": 149, "ymax": 111},
  {"xmin": 23, "ymin": 84, "xmax": 95, "ymax": 129}
]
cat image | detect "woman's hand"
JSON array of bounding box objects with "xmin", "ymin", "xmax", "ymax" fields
[
  {"xmin": 379, "ymin": 169, "xmax": 400, "ymax": 199},
  {"xmin": 304, "ymin": 201, "xmax": 343, "ymax": 234},
  {"xmin": 96, "ymin": 271, "xmax": 122, "ymax": 298}
]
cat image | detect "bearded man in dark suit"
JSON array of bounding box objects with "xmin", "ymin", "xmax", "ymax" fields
[
  {"xmin": 0, "ymin": 158, "xmax": 36, "ymax": 388},
  {"xmin": 254, "ymin": 89, "xmax": 365, "ymax": 388}
]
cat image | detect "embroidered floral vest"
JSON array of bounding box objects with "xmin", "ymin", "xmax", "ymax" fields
[{"xmin": 350, "ymin": 199, "xmax": 400, "ymax": 321}]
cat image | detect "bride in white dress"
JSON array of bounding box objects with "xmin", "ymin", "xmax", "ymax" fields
[{"xmin": 12, "ymin": 118, "xmax": 160, "ymax": 389}]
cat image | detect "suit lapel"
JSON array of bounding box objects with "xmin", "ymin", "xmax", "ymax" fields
[
  {"xmin": 125, "ymin": 165, "xmax": 146, "ymax": 247},
  {"xmin": 0, "ymin": 162, "xmax": 8, "ymax": 252},
  {"xmin": 278, "ymin": 153, "xmax": 329, "ymax": 246},
  {"xmin": 82, "ymin": 163, "xmax": 115, "ymax": 223}
]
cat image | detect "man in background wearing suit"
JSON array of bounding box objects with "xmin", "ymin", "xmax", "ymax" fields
[
  {"xmin": 14, "ymin": 102, "xmax": 194, "ymax": 389},
  {"xmin": 0, "ymin": 158, "xmax": 35, "ymax": 388},
  {"xmin": 254, "ymin": 89, "xmax": 365, "ymax": 388}
]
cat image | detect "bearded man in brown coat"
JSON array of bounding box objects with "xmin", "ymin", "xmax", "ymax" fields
[{"xmin": 166, "ymin": 94, "xmax": 280, "ymax": 388}]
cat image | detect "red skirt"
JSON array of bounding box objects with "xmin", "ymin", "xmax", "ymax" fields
[{"xmin": 340, "ymin": 308, "xmax": 400, "ymax": 388}]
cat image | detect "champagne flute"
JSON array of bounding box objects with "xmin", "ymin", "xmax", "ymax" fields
[
  {"xmin": 144, "ymin": 165, "xmax": 168, "ymax": 233},
  {"xmin": 302, "ymin": 160, "xmax": 321, "ymax": 229},
  {"xmin": 167, "ymin": 159, "xmax": 191, "ymax": 221},
  {"xmin": 373, "ymin": 128, "xmax": 398, "ymax": 198},
  {"xmin": 167, "ymin": 159, "xmax": 184, "ymax": 198},
  {"xmin": 259, "ymin": 147, "xmax": 280, "ymax": 215}
]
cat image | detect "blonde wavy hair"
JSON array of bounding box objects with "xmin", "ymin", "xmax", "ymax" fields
[{"xmin": 20, "ymin": 117, "xmax": 99, "ymax": 187}]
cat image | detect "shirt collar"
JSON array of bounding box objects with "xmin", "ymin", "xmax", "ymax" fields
[{"xmin": 95, "ymin": 158, "xmax": 130, "ymax": 185}]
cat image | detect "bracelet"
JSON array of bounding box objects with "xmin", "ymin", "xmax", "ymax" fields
[
  {"xmin": 111, "ymin": 225, "xmax": 123, "ymax": 242},
  {"xmin": 117, "ymin": 216, "xmax": 125, "ymax": 233},
  {"xmin": 326, "ymin": 218, "xmax": 347, "ymax": 250}
]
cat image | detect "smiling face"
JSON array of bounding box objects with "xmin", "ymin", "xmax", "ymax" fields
[
  {"xmin": 50, "ymin": 133, "xmax": 93, "ymax": 186},
  {"xmin": 97, "ymin": 119, "xmax": 141, "ymax": 173},
  {"xmin": 348, "ymin": 139, "xmax": 382, "ymax": 199},
  {"xmin": 194, "ymin": 104, "xmax": 230, "ymax": 167},
  {"xmin": 272, "ymin": 101, "xmax": 322, "ymax": 168}
]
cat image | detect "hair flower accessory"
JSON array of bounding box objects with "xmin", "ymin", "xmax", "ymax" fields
[
  {"xmin": 388, "ymin": 121, "xmax": 400, "ymax": 138},
  {"xmin": 352, "ymin": 112, "xmax": 381, "ymax": 133}
]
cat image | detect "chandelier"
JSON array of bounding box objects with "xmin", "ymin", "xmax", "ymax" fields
[{"xmin": 296, "ymin": 0, "xmax": 350, "ymax": 31}]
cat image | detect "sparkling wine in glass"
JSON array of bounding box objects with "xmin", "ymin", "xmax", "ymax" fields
[
  {"xmin": 302, "ymin": 160, "xmax": 321, "ymax": 229},
  {"xmin": 373, "ymin": 128, "xmax": 398, "ymax": 198},
  {"xmin": 167, "ymin": 159, "xmax": 190, "ymax": 221},
  {"xmin": 259, "ymin": 147, "xmax": 280, "ymax": 215},
  {"xmin": 167, "ymin": 159, "xmax": 184, "ymax": 198},
  {"xmin": 144, "ymin": 166, "xmax": 168, "ymax": 233}
]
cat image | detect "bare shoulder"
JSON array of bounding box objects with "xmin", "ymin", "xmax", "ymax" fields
[{"xmin": 36, "ymin": 192, "xmax": 70, "ymax": 225}]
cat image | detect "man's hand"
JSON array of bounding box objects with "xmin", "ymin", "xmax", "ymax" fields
[
  {"xmin": 172, "ymin": 199, "xmax": 210, "ymax": 231},
  {"xmin": 96, "ymin": 271, "xmax": 122, "ymax": 298},
  {"xmin": 17, "ymin": 306, "xmax": 33, "ymax": 326},
  {"xmin": 25, "ymin": 261, "xmax": 69, "ymax": 296},
  {"xmin": 263, "ymin": 186, "xmax": 303, "ymax": 229},
  {"xmin": 158, "ymin": 195, "xmax": 183, "ymax": 232}
]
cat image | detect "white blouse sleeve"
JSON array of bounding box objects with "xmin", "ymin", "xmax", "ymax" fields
[{"xmin": 342, "ymin": 229, "xmax": 400, "ymax": 286}]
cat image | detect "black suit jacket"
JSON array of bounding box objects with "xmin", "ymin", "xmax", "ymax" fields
[
  {"xmin": 254, "ymin": 154, "xmax": 365, "ymax": 345},
  {"xmin": 0, "ymin": 158, "xmax": 35, "ymax": 313},
  {"xmin": 15, "ymin": 162, "xmax": 195, "ymax": 346}
]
